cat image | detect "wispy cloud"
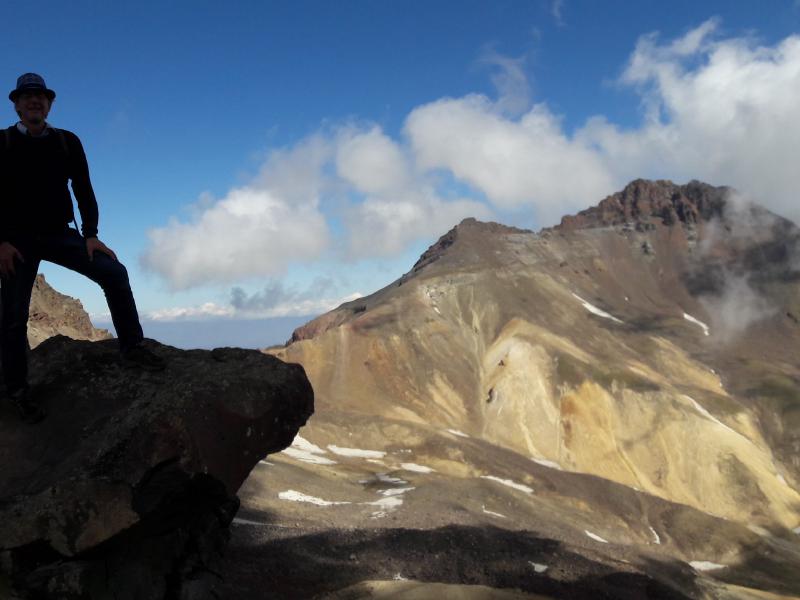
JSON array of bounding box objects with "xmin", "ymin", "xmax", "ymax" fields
[{"xmin": 551, "ymin": 0, "xmax": 565, "ymax": 27}]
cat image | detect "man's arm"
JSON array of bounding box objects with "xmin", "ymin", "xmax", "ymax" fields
[{"xmin": 65, "ymin": 130, "xmax": 99, "ymax": 239}]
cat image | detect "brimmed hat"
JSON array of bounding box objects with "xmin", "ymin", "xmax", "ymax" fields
[{"xmin": 9, "ymin": 73, "xmax": 56, "ymax": 102}]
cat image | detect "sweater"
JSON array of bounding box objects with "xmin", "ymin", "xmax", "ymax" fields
[{"xmin": 0, "ymin": 125, "xmax": 99, "ymax": 243}]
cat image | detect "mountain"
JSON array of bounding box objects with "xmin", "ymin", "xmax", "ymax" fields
[
  {"xmin": 227, "ymin": 180, "xmax": 800, "ymax": 599},
  {"xmin": 26, "ymin": 273, "xmax": 112, "ymax": 347}
]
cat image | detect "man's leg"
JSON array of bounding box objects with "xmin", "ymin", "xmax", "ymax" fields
[
  {"xmin": 40, "ymin": 230, "xmax": 144, "ymax": 351},
  {"xmin": 0, "ymin": 241, "xmax": 41, "ymax": 394}
]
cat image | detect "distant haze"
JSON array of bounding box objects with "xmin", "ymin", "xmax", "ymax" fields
[{"xmin": 95, "ymin": 316, "xmax": 311, "ymax": 350}]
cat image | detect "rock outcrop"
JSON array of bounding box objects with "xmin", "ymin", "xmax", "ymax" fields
[
  {"xmin": 557, "ymin": 179, "xmax": 729, "ymax": 230},
  {"xmin": 0, "ymin": 336, "xmax": 314, "ymax": 599},
  {"xmin": 27, "ymin": 274, "xmax": 112, "ymax": 348}
]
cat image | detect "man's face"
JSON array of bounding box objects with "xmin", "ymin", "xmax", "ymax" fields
[{"xmin": 14, "ymin": 91, "xmax": 51, "ymax": 125}]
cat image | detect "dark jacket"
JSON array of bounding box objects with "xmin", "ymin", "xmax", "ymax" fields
[{"xmin": 0, "ymin": 125, "xmax": 99, "ymax": 244}]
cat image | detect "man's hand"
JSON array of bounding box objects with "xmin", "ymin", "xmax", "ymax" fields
[
  {"xmin": 85, "ymin": 237, "xmax": 118, "ymax": 262},
  {"xmin": 0, "ymin": 242, "xmax": 24, "ymax": 277}
]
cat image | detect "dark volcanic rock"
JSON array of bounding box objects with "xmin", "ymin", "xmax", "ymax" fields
[
  {"xmin": 557, "ymin": 179, "xmax": 729, "ymax": 230},
  {"xmin": 0, "ymin": 336, "xmax": 313, "ymax": 599}
]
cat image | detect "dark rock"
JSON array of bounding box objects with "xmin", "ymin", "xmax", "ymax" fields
[
  {"xmin": 0, "ymin": 336, "xmax": 314, "ymax": 599},
  {"xmin": 556, "ymin": 179, "xmax": 730, "ymax": 231}
]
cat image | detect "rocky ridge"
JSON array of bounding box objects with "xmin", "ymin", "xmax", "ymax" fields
[{"xmin": 26, "ymin": 273, "xmax": 112, "ymax": 348}]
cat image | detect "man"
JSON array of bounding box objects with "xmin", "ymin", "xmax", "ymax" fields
[{"xmin": 0, "ymin": 73, "xmax": 164, "ymax": 424}]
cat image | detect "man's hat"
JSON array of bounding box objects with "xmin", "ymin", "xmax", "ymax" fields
[{"xmin": 9, "ymin": 73, "xmax": 56, "ymax": 102}]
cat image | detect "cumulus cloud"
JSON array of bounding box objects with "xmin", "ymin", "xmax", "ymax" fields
[
  {"xmin": 335, "ymin": 126, "xmax": 491, "ymax": 257},
  {"xmin": 142, "ymin": 137, "xmax": 332, "ymax": 290},
  {"xmin": 407, "ymin": 97, "xmax": 617, "ymax": 223}
]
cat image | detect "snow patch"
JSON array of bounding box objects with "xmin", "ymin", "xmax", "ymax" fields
[
  {"xmin": 278, "ymin": 490, "xmax": 350, "ymax": 506},
  {"xmin": 401, "ymin": 463, "xmax": 435, "ymax": 473},
  {"xmin": 529, "ymin": 562, "xmax": 548, "ymax": 573},
  {"xmin": 281, "ymin": 435, "xmax": 338, "ymax": 465},
  {"xmin": 368, "ymin": 488, "xmax": 413, "ymax": 519},
  {"xmin": 292, "ymin": 435, "xmax": 326, "ymax": 454},
  {"xmin": 368, "ymin": 496, "xmax": 404, "ymax": 509},
  {"xmin": 584, "ymin": 530, "xmax": 609, "ymax": 544},
  {"xmin": 282, "ymin": 447, "xmax": 338, "ymax": 465},
  {"xmin": 683, "ymin": 312, "xmax": 710, "ymax": 336},
  {"xmin": 327, "ymin": 445, "xmax": 386, "ymax": 459},
  {"xmin": 685, "ymin": 396, "xmax": 741, "ymax": 437},
  {"xmin": 378, "ymin": 487, "xmax": 415, "ymax": 497},
  {"xmin": 377, "ymin": 473, "xmax": 408, "ymax": 484},
  {"xmin": 531, "ymin": 457, "xmax": 562, "ymax": 470},
  {"xmin": 482, "ymin": 505, "xmax": 506, "ymax": 519},
  {"xmin": 572, "ymin": 293, "xmax": 623, "ymax": 324},
  {"xmin": 690, "ymin": 561, "xmax": 726, "ymax": 572},
  {"xmin": 258, "ymin": 460, "xmax": 274, "ymax": 466},
  {"xmin": 446, "ymin": 429, "xmax": 469, "ymax": 438},
  {"xmin": 480, "ymin": 475, "xmax": 533, "ymax": 494},
  {"xmin": 649, "ymin": 527, "xmax": 661, "ymax": 545}
]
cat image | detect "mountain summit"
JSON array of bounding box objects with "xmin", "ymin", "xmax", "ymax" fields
[{"xmin": 229, "ymin": 179, "xmax": 800, "ymax": 599}]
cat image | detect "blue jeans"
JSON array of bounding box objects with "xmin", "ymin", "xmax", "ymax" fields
[{"xmin": 0, "ymin": 228, "xmax": 144, "ymax": 393}]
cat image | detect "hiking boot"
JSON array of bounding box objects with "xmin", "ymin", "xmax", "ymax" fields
[
  {"xmin": 8, "ymin": 386, "xmax": 46, "ymax": 424},
  {"xmin": 122, "ymin": 344, "xmax": 166, "ymax": 372}
]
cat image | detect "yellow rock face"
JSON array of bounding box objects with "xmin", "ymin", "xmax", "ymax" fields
[{"xmin": 270, "ymin": 217, "xmax": 800, "ymax": 531}]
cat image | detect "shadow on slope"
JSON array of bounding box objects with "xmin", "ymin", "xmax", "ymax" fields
[{"xmin": 221, "ymin": 523, "xmax": 699, "ymax": 600}]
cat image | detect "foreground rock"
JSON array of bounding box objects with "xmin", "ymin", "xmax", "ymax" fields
[{"xmin": 0, "ymin": 336, "xmax": 313, "ymax": 599}]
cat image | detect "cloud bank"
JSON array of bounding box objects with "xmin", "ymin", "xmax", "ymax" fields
[{"xmin": 144, "ymin": 20, "xmax": 800, "ymax": 292}]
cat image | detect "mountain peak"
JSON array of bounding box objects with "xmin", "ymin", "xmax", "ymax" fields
[
  {"xmin": 557, "ymin": 179, "xmax": 731, "ymax": 231},
  {"xmin": 411, "ymin": 218, "xmax": 531, "ymax": 273}
]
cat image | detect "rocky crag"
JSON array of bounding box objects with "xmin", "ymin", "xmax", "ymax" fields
[
  {"xmin": 227, "ymin": 180, "xmax": 800, "ymax": 599},
  {"xmin": 0, "ymin": 336, "xmax": 313, "ymax": 599},
  {"xmin": 25, "ymin": 273, "xmax": 112, "ymax": 348}
]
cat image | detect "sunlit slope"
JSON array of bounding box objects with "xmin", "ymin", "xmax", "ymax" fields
[{"xmin": 271, "ymin": 180, "xmax": 800, "ymax": 530}]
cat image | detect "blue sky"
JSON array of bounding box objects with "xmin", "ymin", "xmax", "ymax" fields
[{"xmin": 2, "ymin": 1, "xmax": 799, "ymax": 347}]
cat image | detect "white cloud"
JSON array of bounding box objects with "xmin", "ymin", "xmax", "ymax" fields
[
  {"xmin": 551, "ymin": 0, "xmax": 565, "ymax": 27},
  {"xmin": 141, "ymin": 137, "xmax": 332, "ymax": 290},
  {"xmin": 407, "ymin": 96, "xmax": 616, "ymax": 223},
  {"xmin": 335, "ymin": 126, "xmax": 491, "ymax": 257},
  {"xmin": 477, "ymin": 48, "xmax": 531, "ymax": 116},
  {"xmin": 147, "ymin": 303, "xmax": 234, "ymax": 321},
  {"xmin": 336, "ymin": 126, "xmax": 411, "ymax": 195}
]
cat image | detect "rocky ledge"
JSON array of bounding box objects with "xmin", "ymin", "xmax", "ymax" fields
[{"xmin": 0, "ymin": 336, "xmax": 314, "ymax": 599}]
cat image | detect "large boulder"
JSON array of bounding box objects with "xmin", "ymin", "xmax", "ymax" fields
[{"xmin": 0, "ymin": 336, "xmax": 314, "ymax": 599}]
